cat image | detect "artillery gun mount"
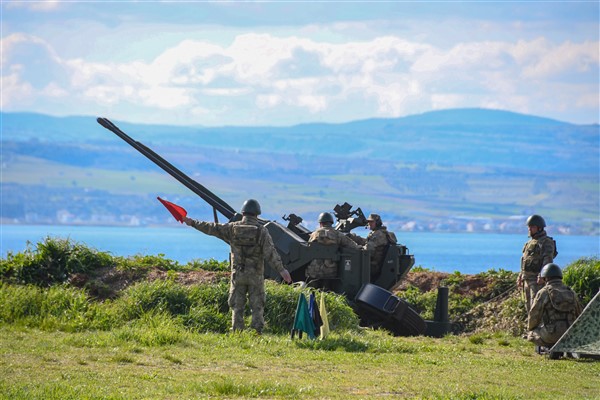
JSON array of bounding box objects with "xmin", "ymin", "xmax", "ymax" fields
[{"xmin": 97, "ymin": 117, "xmax": 452, "ymax": 337}]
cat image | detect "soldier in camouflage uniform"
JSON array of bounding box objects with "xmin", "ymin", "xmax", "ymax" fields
[
  {"xmin": 527, "ymin": 263, "xmax": 582, "ymax": 354},
  {"xmin": 349, "ymin": 213, "xmax": 397, "ymax": 281},
  {"xmin": 518, "ymin": 214, "xmax": 557, "ymax": 313},
  {"xmin": 184, "ymin": 199, "xmax": 292, "ymax": 334},
  {"xmin": 306, "ymin": 212, "xmax": 360, "ymax": 287}
]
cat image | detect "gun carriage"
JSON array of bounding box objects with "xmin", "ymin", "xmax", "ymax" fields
[{"xmin": 97, "ymin": 117, "xmax": 452, "ymax": 337}]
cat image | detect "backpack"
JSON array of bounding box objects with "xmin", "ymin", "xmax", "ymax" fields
[{"xmin": 231, "ymin": 224, "xmax": 261, "ymax": 247}]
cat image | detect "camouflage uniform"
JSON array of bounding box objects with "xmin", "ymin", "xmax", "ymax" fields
[
  {"xmin": 306, "ymin": 226, "xmax": 360, "ymax": 280},
  {"xmin": 350, "ymin": 226, "xmax": 397, "ymax": 279},
  {"xmin": 520, "ymin": 231, "xmax": 556, "ymax": 312},
  {"xmin": 187, "ymin": 215, "xmax": 285, "ymax": 333},
  {"xmin": 527, "ymin": 279, "xmax": 582, "ymax": 347}
]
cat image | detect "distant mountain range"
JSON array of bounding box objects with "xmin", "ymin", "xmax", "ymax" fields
[{"xmin": 1, "ymin": 109, "xmax": 598, "ymax": 235}]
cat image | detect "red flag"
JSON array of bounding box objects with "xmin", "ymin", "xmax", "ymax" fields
[{"xmin": 157, "ymin": 197, "xmax": 187, "ymax": 223}]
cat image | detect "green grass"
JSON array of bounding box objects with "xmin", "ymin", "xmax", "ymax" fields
[
  {"xmin": 1, "ymin": 240, "xmax": 599, "ymax": 398},
  {"xmin": 0, "ymin": 327, "xmax": 598, "ymax": 399}
]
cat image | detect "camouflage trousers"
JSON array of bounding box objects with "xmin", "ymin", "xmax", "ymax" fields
[
  {"xmin": 523, "ymin": 277, "xmax": 541, "ymax": 313},
  {"xmin": 228, "ymin": 268, "xmax": 266, "ymax": 333},
  {"xmin": 306, "ymin": 259, "xmax": 338, "ymax": 280},
  {"xmin": 527, "ymin": 321, "xmax": 569, "ymax": 347}
]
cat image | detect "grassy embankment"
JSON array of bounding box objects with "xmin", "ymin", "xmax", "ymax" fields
[{"xmin": 1, "ymin": 238, "xmax": 599, "ymax": 399}]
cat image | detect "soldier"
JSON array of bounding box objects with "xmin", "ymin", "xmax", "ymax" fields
[
  {"xmin": 306, "ymin": 212, "xmax": 360, "ymax": 288},
  {"xmin": 349, "ymin": 213, "xmax": 397, "ymax": 281},
  {"xmin": 527, "ymin": 263, "xmax": 582, "ymax": 357},
  {"xmin": 183, "ymin": 199, "xmax": 292, "ymax": 334},
  {"xmin": 518, "ymin": 214, "xmax": 558, "ymax": 312}
]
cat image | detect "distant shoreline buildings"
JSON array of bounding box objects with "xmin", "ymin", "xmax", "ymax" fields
[{"xmin": 2, "ymin": 212, "xmax": 596, "ymax": 236}]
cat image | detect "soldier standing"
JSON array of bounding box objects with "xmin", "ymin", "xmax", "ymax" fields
[
  {"xmin": 518, "ymin": 214, "xmax": 558, "ymax": 312},
  {"xmin": 349, "ymin": 213, "xmax": 397, "ymax": 281},
  {"xmin": 306, "ymin": 212, "xmax": 360, "ymax": 288},
  {"xmin": 527, "ymin": 263, "xmax": 582, "ymax": 357},
  {"xmin": 183, "ymin": 199, "xmax": 292, "ymax": 334}
]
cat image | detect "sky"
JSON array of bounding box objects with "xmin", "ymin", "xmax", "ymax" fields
[{"xmin": 1, "ymin": 1, "xmax": 599, "ymax": 127}]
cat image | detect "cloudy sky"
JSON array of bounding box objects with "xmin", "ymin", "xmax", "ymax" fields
[{"xmin": 2, "ymin": 1, "xmax": 599, "ymax": 127}]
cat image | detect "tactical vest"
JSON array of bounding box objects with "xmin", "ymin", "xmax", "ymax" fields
[
  {"xmin": 314, "ymin": 228, "xmax": 341, "ymax": 246},
  {"xmin": 230, "ymin": 224, "xmax": 262, "ymax": 270},
  {"xmin": 521, "ymin": 235, "xmax": 557, "ymax": 273}
]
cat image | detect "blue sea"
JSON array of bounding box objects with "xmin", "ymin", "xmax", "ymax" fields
[{"xmin": 1, "ymin": 224, "xmax": 598, "ymax": 274}]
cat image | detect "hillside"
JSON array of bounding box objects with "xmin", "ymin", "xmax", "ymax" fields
[{"xmin": 1, "ymin": 109, "xmax": 598, "ymax": 234}]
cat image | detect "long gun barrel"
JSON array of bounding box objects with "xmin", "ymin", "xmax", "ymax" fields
[{"xmin": 97, "ymin": 117, "xmax": 236, "ymax": 220}]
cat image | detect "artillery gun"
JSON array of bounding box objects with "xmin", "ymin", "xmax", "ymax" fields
[{"xmin": 97, "ymin": 117, "xmax": 451, "ymax": 337}]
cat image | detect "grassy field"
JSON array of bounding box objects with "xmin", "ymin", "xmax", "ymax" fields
[
  {"xmin": 1, "ymin": 243, "xmax": 598, "ymax": 399},
  {"xmin": 1, "ymin": 326, "xmax": 598, "ymax": 399}
]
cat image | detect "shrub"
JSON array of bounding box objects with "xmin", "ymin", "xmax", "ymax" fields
[
  {"xmin": 1, "ymin": 237, "xmax": 114, "ymax": 286},
  {"xmin": 400, "ymin": 284, "xmax": 437, "ymax": 320},
  {"xmin": 475, "ymin": 268, "xmax": 518, "ymax": 298},
  {"xmin": 563, "ymin": 256, "xmax": 600, "ymax": 306},
  {"xmin": 188, "ymin": 258, "xmax": 229, "ymax": 272}
]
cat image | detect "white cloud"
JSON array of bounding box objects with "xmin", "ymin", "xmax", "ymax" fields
[
  {"xmin": 256, "ymin": 93, "xmax": 281, "ymax": 109},
  {"xmin": 1, "ymin": 69, "xmax": 34, "ymax": 106},
  {"xmin": 520, "ymin": 40, "xmax": 599, "ymax": 78},
  {"xmin": 138, "ymin": 87, "xmax": 194, "ymax": 109},
  {"xmin": 1, "ymin": 33, "xmax": 60, "ymax": 68},
  {"xmin": 201, "ymin": 87, "xmax": 252, "ymax": 97},
  {"xmin": 1, "ymin": 25, "xmax": 598, "ymax": 125},
  {"xmin": 40, "ymin": 82, "xmax": 68, "ymax": 98}
]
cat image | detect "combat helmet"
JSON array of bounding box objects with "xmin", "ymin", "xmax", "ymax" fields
[
  {"xmin": 318, "ymin": 212, "xmax": 334, "ymax": 224},
  {"xmin": 366, "ymin": 213, "xmax": 383, "ymax": 227},
  {"xmin": 241, "ymin": 199, "xmax": 261, "ymax": 216},
  {"xmin": 526, "ymin": 214, "xmax": 546, "ymax": 228},
  {"xmin": 540, "ymin": 263, "xmax": 562, "ymax": 279}
]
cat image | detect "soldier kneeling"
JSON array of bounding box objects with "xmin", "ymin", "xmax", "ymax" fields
[{"xmin": 526, "ymin": 263, "xmax": 582, "ymax": 359}]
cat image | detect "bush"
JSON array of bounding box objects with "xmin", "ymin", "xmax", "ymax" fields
[
  {"xmin": 1, "ymin": 237, "xmax": 114, "ymax": 286},
  {"xmin": 475, "ymin": 268, "xmax": 518, "ymax": 298},
  {"xmin": 563, "ymin": 256, "xmax": 600, "ymax": 306},
  {"xmin": 400, "ymin": 284, "xmax": 437, "ymax": 320}
]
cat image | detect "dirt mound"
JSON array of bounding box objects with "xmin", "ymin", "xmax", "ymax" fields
[
  {"xmin": 395, "ymin": 271, "xmax": 490, "ymax": 296},
  {"xmin": 147, "ymin": 269, "xmax": 226, "ymax": 286},
  {"xmin": 393, "ymin": 270, "xmax": 525, "ymax": 335}
]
